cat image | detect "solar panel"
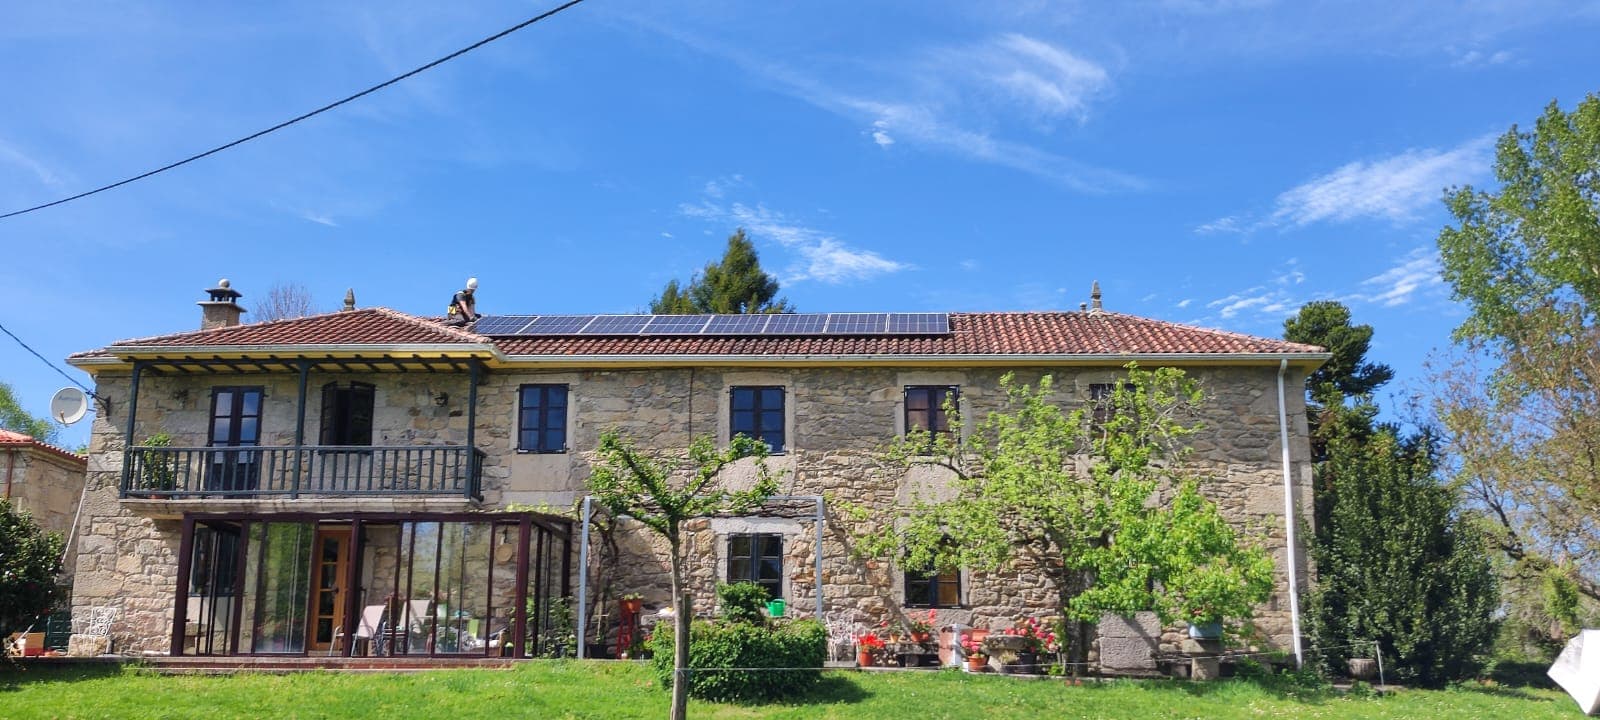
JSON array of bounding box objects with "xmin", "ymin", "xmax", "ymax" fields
[
  {"xmin": 704, "ymin": 314, "xmax": 772, "ymax": 334},
  {"xmin": 642, "ymin": 315, "xmax": 714, "ymax": 334},
  {"xmin": 886, "ymin": 313, "xmax": 950, "ymax": 334},
  {"xmin": 521, "ymin": 315, "xmax": 594, "ymax": 334},
  {"xmin": 823, "ymin": 313, "xmax": 888, "ymax": 334},
  {"xmin": 472, "ymin": 315, "xmax": 537, "ymax": 335},
  {"xmin": 485, "ymin": 312, "xmax": 951, "ymax": 336},
  {"xmin": 764, "ymin": 314, "xmax": 829, "ymax": 334},
  {"xmin": 580, "ymin": 315, "xmax": 652, "ymax": 335}
]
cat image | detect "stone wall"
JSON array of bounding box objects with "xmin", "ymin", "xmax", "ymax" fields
[
  {"xmin": 4, "ymin": 444, "xmax": 86, "ymax": 585},
  {"xmin": 69, "ymin": 361, "xmax": 1313, "ymax": 660}
]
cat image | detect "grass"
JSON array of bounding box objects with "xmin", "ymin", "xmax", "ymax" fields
[{"xmin": 0, "ymin": 661, "xmax": 1579, "ymax": 720}]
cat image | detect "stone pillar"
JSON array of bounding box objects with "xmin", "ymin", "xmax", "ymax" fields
[{"xmin": 1183, "ymin": 637, "xmax": 1224, "ymax": 681}]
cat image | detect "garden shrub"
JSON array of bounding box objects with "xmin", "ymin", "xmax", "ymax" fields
[
  {"xmin": 716, "ymin": 581, "xmax": 769, "ymax": 625},
  {"xmin": 650, "ymin": 618, "xmax": 826, "ymax": 703}
]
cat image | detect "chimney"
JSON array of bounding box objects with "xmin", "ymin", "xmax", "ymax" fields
[
  {"xmin": 198, "ymin": 279, "xmax": 246, "ymax": 330},
  {"xmin": 1090, "ymin": 280, "xmax": 1103, "ymax": 313},
  {"xmin": 343, "ymin": 288, "xmax": 356, "ymax": 312}
]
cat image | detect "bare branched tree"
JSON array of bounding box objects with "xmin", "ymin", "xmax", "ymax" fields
[{"xmin": 253, "ymin": 282, "xmax": 318, "ymax": 322}]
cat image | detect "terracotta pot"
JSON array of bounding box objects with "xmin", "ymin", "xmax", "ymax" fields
[
  {"xmin": 967, "ymin": 655, "xmax": 988, "ymax": 672},
  {"xmin": 911, "ymin": 632, "xmax": 931, "ymax": 643},
  {"xmin": 620, "ymin": 598, "xmax": 643, "ymax": 615},
  {"xmin": 858, "ymin": 651, "xmax": 876, "ymax": 667}
]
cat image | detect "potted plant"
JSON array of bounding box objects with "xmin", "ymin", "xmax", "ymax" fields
[
  {"xmin": 856, "ymin": 631, "xmax": 885, "ymax": 667},
  {"xmin": 999, "ymin": 617, "xmax": 1055, "ymax": 674},
  {"xmin": 136, "ymin": 432, "xmax": 177, "ymax": 492},
  {"xmin": 907, "ymin": 609, "xmax": 936, "ymax": 643},
  {"xmin": 619, "ymin": 593, "xmax": 644, "ymax": 615},
  {"xmin": 960, "ymin": 635, "xmax": 988, "ymax": 672}
]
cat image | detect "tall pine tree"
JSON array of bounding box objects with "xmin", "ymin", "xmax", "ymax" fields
[{"xmin": 650, "ymin": 230, "xmax": 793, "ymax": 314}]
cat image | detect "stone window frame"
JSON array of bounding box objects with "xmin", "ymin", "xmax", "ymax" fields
[
  {"xmin": 728, "ymin": 385, "xmax": 786, "ymax": 454},
  {"xmin": 709, "ymin": 516, "xmax": 801, "ymax": 603},
  {"xmin": 516, "ymin": 384, "xmax": 569, "ymax": 454}
]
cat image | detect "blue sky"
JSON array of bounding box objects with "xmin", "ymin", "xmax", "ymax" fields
[{"xmin": 2, "ymin": 0, "xmax": 1598, "ymax": 449}]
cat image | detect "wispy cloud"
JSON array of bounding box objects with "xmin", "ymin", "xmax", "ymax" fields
[
  {"xmin": 1194, "ymin": 215, "xmax": 1242, "ymax": 235},
  {"xmin": 1270, "ymin": 136, "xmax": 1495, "ymax": 226},
  {"xmin": 629, "ymin": 18, "xmax": 1140, "ymax": 193},
  {"xmin": 1449, "ymin": 47, "xmax": 1514, "ymax": 68},
  {"xmin": 0, "ymin": 138, "xmax": 64, "ymax": 187},
  {"xmin": 1344, "ymin": 247, "xmax": 1443, "ymax": 307},
  {"xmin": 678, "ymin": 198, "xmax": 908, "ymax": 284},
  {"xmin": 298, "ymin": 211, "xmax": 339, "ymax": 227}
]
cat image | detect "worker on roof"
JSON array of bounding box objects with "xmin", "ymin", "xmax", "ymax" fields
[{"xmin": 446, "ymin": 277, "xmax": 479, "ymax": 326}]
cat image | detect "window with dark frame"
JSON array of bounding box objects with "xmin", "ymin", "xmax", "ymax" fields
[
  {"xmin": 730, "ymin": 386, "xmax": 785, "ymax": 453},
  {"xmin": 319, "ymin": 382, "xmax": 375, "ymax": 446},
  {"xmin": 207, "ymin": 386, "xmax": 263, "ymax": 491},
  {"xmin": 727, "ymin": 533, "xmax": 783, "ymax": 600},
  {"xmin": 904, "ymin": 564, "xmax": 962, "ymax": 608},
  {"xmin": 518, "ymin": 384, "xmax": 569, "ymax": 453},
  {"xmin": 904, "ymin": 386, "xmax": 958, "ymax": 440},
  {"xmin": 1089, "ymin": 382, "xmax": 1132, "ymax": 429}
]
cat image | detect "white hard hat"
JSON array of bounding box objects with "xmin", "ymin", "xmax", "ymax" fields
[{"xmin": 466, "ymin": 277, "xmax": 478, "ymax": 290}]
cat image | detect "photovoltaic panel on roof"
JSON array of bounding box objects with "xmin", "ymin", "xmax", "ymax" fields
[
  {"xmin": 472, "ymin": 315, "xmax": 538, "ymax": 335},
  {"xmin": 764, "ymin": 314, "xmax": 828, "ymax": 334},
  {"xmin": 580, "ymin": 315, "xmax": 652, "ymax": 335},
  {"xmin": 479, "ymin": 312, "xmax": 951, "ymax": 336},
  {"xmin": 643, "ymin": 315, "xmax": 714, "ymax": 334},
  {"xmin": 704, "ymin": 314, "xmax": 772, "ymax": 334},
  {"xmin": 522, "ymin": 315, "xmax": 594, "ymax": 334},
  {"xmin": 887, "ymin": 313, "xmax": 950, "ymax": 334},
  {"xmin": 823, "ymin": 313, "xmax": 888, "ymax": 334}
]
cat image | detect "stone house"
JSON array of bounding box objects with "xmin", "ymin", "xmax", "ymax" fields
[
  {"xmin": 1, "ymin": 428, "xmax": 87, "ymax": 586},
  {"xmin": 64, "ymin": 283, "xmax": 1326, "ymax": 667}
]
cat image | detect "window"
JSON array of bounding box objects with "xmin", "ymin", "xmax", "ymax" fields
[
  {"xmin": 1089, "ymin": 382, "xmax": 1131, "ymax": 429},
  {"xmin": 207, "ymin": 386, "xmax": 263, "ymax": 491},
  {"xmin": 727, "ymin": 533, "xmax": 783, "ymax": 600},
  {"xmin": 730, "ymin": 386, "xmax": 785, "ymax": 453},
  {"xmin": 319, "ymin": 382, "xmax": 374, "ymax": 446},
  {"xmin": 904, "ymin": 565, "xmax": 962, "ymax": 608},
  {"xmin": 904, "ymin": 386, "xmax": 958, "ymax": 439},
  {"xmin": 518, "ymin": 385, "xmax": 569, "ymax": 453}
]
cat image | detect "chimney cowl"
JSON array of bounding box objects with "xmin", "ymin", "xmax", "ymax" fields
[
  {"xmin": 1090, "ymin": 280, "xmax": 1103, "ymax": 313},
  {"xmin": 343, "ymin": 288, "xmax": 356, "ymax": 312},
  {"xmin": 198, "ymin": 278, "xmax": 247, "ymax": 330}
]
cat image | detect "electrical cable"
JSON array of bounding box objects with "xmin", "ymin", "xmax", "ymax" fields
[
  {"xmin": 0, "ymin": 320, "xmax": 94, "ymax": 395},
  {"xmin": 0, "ymin": 0, "xmax": 589, "ymax": 221}
]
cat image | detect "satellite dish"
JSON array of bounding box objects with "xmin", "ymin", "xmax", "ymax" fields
[{"xmin": 50, "ymin": 387, "xmax": 89, "ymax": 425}]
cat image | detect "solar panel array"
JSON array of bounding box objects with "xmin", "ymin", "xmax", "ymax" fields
[{"xmin": 473, "ymin": 313, "xmax": 951, "ymax": 337}]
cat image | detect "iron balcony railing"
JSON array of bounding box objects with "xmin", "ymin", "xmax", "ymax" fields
[{"xmin": 122, "ymin": 445, "xmax": 485, "ymax": 500}]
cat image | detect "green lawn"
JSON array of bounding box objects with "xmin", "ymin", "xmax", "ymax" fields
[{"xmin": 0, "ymin": 661, "xmax": 1579, "ymax": 720}]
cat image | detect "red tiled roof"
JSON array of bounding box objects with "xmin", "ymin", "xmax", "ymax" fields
[
  {"xmin": 495, "ymin": 312, "xmax": 1321, "ymax": 356},
  {"xmin": 73, "ymin": 308, "xmax": 1322, "ymax": 360},
  {"xmin": 85, "ymin": 308, "xmax": 482, "ymax": 352},
  {"xmin": 0, "ymin": 429, "xmax": 86, "ymax": 466}
]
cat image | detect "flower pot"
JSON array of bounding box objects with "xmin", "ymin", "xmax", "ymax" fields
[
  {"xmin": 1187, "ymin": 621, "xmax": 1222, "ymax": 639},
  {"xmin": 858, "ymin": 651, "xmax": 876, "ymax": 667},
  {"xmin": 911, "ymin": 632, "xmax": 931, "ymax": 643},
  {"xmin": 1347, "ymin": 657, "xmax": 1378, "ymax": 681},
  {"xmin": 619, "ymin": 598, "xmax": 643, "ymax": 615},
  {"xmin": 967, "ymin": 655, "xmax": 988, "ymax": 672}
]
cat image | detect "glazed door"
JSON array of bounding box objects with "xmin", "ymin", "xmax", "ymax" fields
[{"xmin": 307, "ymin": 528, "xmax": 351, "ymax": 653}]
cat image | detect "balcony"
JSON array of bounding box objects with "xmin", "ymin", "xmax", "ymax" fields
[{"xmin": 123, "ymin": 445, "xmax": 485, "ymax": 500}]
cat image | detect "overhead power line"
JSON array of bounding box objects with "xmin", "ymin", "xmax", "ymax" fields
[
  {"xmin": 0, "ymin": 0, "xmax": 590, "ymax": 221},
  {"xmin": 0, "ymin": 320, "xmax": 93, "ymax": 395}
]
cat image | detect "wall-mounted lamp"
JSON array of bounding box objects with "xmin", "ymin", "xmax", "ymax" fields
[
  {"xmin": 171, "ymin": 389, "xmax": 190, "ymax": 403},
  {"xmin": 433, "ymin": 391, "xmax": 449, "ymax": 406}
]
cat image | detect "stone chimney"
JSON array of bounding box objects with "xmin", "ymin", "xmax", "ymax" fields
[
  {"xmin": 1090, "ymin": 280, "xmax": 1103, "ymax": 313},
  {"xmin": 343, "ymin": 288, "xmax": 356, "ymax": 312},
  {"xmin": 199, "ymin": 279, "xmax": 246, "ymax": 330}
]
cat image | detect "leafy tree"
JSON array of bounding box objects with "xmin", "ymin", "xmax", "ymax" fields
[
  {"xmin": 1306, "ymin": 427, "xmax": 1499, "ymax": 687},
  {"xmin": 0, "ymin": 381, "xmax": 59, "ymax": 444},
  {"xmin": 587, "ymin": 431, "xmax": 779, "ymax": 720},
  {"xmin": 0, "ymin": 499, "xmax": 65, "ymax": 641},
  {"xmin": 650, "ymin": 230, "xmax": 793, "ymax": 314},
  {"xmin": 853, "ymin": 367, "xmax": 1275, "ymax": 668},
  {"xmin": 1434, "ymin": 93, "xmax": 1600, "ymax": 604}
]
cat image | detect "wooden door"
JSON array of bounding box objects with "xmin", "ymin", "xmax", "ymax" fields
[{"xmin": 308, "ymin": 528, "xmax": 351, "ymax": 652}]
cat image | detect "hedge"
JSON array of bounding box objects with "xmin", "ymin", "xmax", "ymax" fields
[{"xmin": 649, "ymin": 618, "xmax": 827, "ymax": 703}]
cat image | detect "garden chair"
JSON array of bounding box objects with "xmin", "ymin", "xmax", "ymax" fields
[{"xmin": 332, "ymin": 604, "xmax": 388, "ymax": 656}]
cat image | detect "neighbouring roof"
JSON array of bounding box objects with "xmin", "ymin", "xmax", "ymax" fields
[
  {"xmin": 0, "ymin": 429, "xmax": 86, "ymax": 466},
  {"xmin": 69, "ymin": 308, "xmax": 1326, "ymax": 366}
]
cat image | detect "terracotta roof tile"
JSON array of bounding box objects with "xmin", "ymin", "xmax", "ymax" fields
[
  {"xmin": 0, "ymin": 429, "xmax": 86, "ymax": 465},
  {"xmin": 72, "ymin": 309, "xmax": 1323, "ymax": 360}
]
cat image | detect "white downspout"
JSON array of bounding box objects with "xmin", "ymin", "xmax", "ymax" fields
[{"xmin": 1276, "ymin": 359, "xmax": 1305, "ymax": 668}]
